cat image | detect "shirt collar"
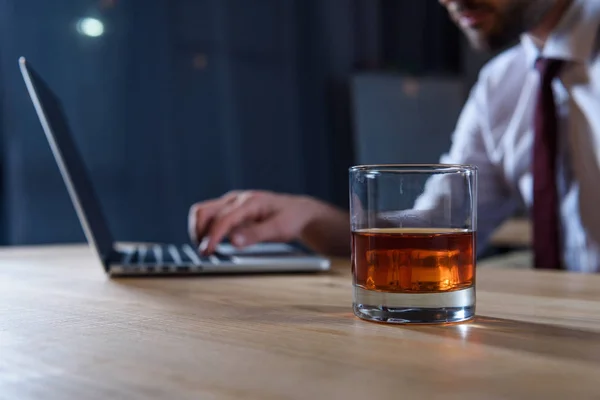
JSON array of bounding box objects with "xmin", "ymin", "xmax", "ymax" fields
[{"xmin": 521, "ymin": 0, "xmax": 600, "ymax": 67}]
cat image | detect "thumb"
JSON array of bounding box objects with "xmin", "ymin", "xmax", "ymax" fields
[{"xmin": 230, "ymin": 217, "xmax": 291, "ymax": 248}]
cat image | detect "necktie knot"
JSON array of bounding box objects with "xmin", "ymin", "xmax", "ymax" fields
[{"xmin": 535, "ymin": 57, "xmax": 565, "ymax": 82}]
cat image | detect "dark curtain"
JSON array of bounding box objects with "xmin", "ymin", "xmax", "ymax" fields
[
  {"xmin": 380, "ymin": 0, "xmax": 461, "ymax": 74},
  {"xmin": 0, "ymin": 0, "xmax": 463, "ymax": 246},
  {"xmin": 0, "ymin": 40, "xmax": 5, "ymax": 245}
]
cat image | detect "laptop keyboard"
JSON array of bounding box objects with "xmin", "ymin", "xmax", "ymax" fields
[{"xmin": 120, "ymin": 244, "xmax": 230, "ymax": 267}]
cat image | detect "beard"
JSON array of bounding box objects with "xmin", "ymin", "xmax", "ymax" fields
[{"xmin": 448, "ymin": 0, "xmax": 558, "ymax": 52}]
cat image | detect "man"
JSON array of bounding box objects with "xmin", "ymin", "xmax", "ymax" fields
[{"xmin": 189, "ymin": 0, "xmax": 600, "ymax": 272}]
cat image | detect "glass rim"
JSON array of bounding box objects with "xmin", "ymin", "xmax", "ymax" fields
[{"xmin": 349, "ymin": 163, "xmax": 478, "ymax": 174}]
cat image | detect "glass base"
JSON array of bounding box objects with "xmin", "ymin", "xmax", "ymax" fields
[{"xmin": 353, "ymin": 286, "xmax": 475, "ymax": 324}]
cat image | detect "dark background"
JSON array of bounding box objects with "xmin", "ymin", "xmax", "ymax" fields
[{"xmin": 0, "ymin": 0, "xmax": 491, "ymax": 246}]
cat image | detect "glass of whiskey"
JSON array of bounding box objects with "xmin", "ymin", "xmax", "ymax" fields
[{"xmin": 349, "ymin": 164, "xmax": 477, "ymax": 324}]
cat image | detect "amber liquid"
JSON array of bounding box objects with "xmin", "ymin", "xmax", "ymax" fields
[{"xmin": 352, "ymin": 228, "xmax": 475, "ymax": 293}]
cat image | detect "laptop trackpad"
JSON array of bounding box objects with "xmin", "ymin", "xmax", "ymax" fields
[{"xmin": 216, "ymin": 243, "xmax": 299, "ymax": 257}]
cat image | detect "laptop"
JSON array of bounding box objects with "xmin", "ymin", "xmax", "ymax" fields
[{"xmin": 18, "ymin": 56, "xmax": 331, "ymax": 277}]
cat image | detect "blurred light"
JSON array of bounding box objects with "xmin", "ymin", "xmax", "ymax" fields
[
  {"xmin": 454, "ymin": 310, "xmax": 466, "ymax": 320},
  {"xmin": 192, "ymin": 54, "xmax": 208, "ymax": 70},
  {"xmin": 457, "ymin": 323, "xmax": 470, "ymax": 339},
  {"xmin": 403, "ymin": 78, "xmax": 420, "ymax": 97},
  {"xmin": 77, "ymin": 18, "xmax": 104, "ymax": 37}
]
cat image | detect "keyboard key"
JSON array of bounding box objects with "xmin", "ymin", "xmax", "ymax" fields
[
  {"xmin": 137, "ymin": 247, "xmax": 148, "ymax": 264},
  {"xmin": 152, "ymin": 245, "xmax": 164, "ymax": 265},
  {"xmin": 121, "ymin": 249, "xmax": 136, "ymax": 264},
  {"xmin": 160, "ymin": 245, "xmax": 174, "ymax": 264},
  {"xmin": 182, "ymin": 244, "xmax": 202, "ymax": 265},
  {"xmin": 167, "ymin": 245, "xmax": 183, "ymax": 264}
]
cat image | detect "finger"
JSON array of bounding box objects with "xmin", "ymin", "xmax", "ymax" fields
[
  {"xmin": 229, "ymin": 215, "xmax": 292, "ymax": 248},
  {"xmin": 203, "ymin": 199, "xmax": 265, "ymax": 254},
  {"xmin": 188, "ymin": 192, "xmax": 240, "ymax": 244},
  {"xmin": 187, "ymin": 200, "xmax": 222, "ymax": 245}
]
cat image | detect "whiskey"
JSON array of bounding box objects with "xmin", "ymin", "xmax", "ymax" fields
[{"xmin": 352, "ymin": 228, "xmax": 475, "ymax": 293}]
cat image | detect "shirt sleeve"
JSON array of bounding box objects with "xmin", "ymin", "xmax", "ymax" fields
[{"xmin": 414, "ymin": 78, "xmax": 520, "ymax": 255}]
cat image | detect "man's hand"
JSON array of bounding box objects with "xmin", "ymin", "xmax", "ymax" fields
[{"xmin": 188, "ymin": 190, "xmax": 350, "ymax": 256}]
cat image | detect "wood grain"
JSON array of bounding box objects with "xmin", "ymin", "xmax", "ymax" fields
[{"xmin": 1, "ymin": 244, "xmax": 600, "ymax": 399}]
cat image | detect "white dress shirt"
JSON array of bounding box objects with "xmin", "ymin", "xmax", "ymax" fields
[{"xmin": 420, "ymin": 0, "xmax": 600, "ymax": 272}]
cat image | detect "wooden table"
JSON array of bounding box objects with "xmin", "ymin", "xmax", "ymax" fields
[{"xmin": 2, "ymin": 245, "xmax": 600, "ymax": 399}]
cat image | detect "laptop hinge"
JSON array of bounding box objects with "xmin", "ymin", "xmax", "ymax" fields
[{"xmin": 104, "ymin": 248, "xmax": 122, "ymax": 268}]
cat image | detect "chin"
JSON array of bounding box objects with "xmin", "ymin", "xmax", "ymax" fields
[
  {"xmin": 464, "ymin": 31, "xmax": 492, "ymax": 52},
  {"xmin": 464, "ymin": 29, "xmax": 511, "ymax": 53}
]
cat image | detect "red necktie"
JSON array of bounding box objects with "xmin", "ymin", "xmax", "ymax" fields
[{"xmin": 532, "ymin": 58, "xmax": 564, "ymax": 270}]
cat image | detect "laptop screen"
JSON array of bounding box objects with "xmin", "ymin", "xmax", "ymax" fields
[{"xmin": 19, "ymin": 57, "xmax": 115, "ymax": 265}]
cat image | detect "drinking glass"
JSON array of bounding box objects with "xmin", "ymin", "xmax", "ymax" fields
[{"xmin": 349, "ymin": 164, "xmax": 477, "ymax": 324}]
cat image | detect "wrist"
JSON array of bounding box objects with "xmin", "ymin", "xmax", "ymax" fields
[
  {"xmin": 296, "ymin": 195, "xmax": 332, "ymax": 225},
  {"xmin": 297, "ymin": 196, "xmax": 350, "ymax": 245}
]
